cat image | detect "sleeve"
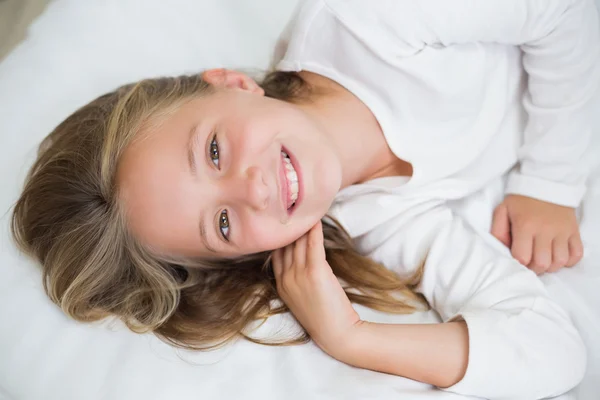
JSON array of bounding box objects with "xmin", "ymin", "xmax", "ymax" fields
[
  {"xmin": 357, "ymin": 204, "xmax": 587, "ymax": 399},
  {"xmin": 330, "ymin": 0, "xmax": 600, "ymax": 207}
]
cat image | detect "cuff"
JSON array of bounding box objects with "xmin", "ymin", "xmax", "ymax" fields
[{"xmin": 505, "ymin": 171, "xmax": 585, "ymax": 208}]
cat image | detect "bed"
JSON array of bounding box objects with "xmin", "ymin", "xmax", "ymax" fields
[{"xmin": 0, "ymin": 1, "xmax": 599, "ymax": 399}]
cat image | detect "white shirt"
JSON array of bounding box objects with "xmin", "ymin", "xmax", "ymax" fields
[
  {"xmin": 278, "ymin": 0, "xmax": 600, "ymax": 207},
  {"xmin": 276, "ymin": 1, "xmax": 600, "ymax": 399}
]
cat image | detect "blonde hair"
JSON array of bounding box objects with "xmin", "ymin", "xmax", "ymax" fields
[{"xmin": 11, "ymin": 71, "xmax": 426, "ymax": 350}]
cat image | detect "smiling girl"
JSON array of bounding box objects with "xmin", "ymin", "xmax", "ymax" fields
[{"xmin": 11, "ymin": 1, "xmax": 600, "ymax": 399}]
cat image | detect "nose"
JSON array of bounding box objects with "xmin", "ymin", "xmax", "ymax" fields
[{"xmin": 231, "ymin": 166, "xmax": 269, "ymax": 211}]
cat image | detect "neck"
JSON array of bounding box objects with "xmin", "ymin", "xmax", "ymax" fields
[{"xmin": 296, "ymin": 71, "xmax": 394, "ymax": 189}]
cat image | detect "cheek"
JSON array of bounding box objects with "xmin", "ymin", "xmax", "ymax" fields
[{"xmin": 240, "ymin": 215, "xmax": 306, "ymax": 252}]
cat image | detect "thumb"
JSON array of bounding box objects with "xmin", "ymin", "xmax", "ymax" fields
[{"xmin": 491, "ymin": 203, "xmax": 512, "ymax": 248}]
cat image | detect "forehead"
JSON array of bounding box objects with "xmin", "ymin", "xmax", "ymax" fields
[
  {"xmin": 145, "ymin": 97, "xmax": 209, "ymax": 133},
  {"xmin": 115, "ymin": 101, "xmax": 204, "ymax": 253},
  {"xmin": 142, "ymin": 89, "xmax": 254, "ymax": 132}
]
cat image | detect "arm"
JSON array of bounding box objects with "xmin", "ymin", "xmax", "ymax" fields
[
  {"xmin": 415, "ymin": 0, "xmax": 600, "ymax": 272},
  {"xmin": 352, "ymin": 205, "xmax": 587, "ymax": 399},
  {"xmin": 408, "ymin": 0, "xmax": 600, "ymax": 272},
  {"xmin": 415, "ymin": 0, "xmax": 600, "ymax": 274},
  {"xmin": 338, "ymin": 321, "xmax": 469, "ymax": 389},
  {"xmin": 273, "ymin": 204, "xmax": 586, "ymax": 399},
  {"xmin": 328, "ymin": 0, "xmax": 600, "ymax": 272},
  {"xmin": 360, "ymin": 0, "xmax": 600, "ymax": 205}
]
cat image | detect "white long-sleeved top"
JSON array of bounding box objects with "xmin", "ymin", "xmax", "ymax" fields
[{"xmin": 275, "ymin": 1, "xmax": 599, "ymax": 399}]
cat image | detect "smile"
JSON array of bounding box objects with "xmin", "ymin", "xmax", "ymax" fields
[{"xmin": 280, "ymin": 148, "xmax": 302, "ymax": 213}]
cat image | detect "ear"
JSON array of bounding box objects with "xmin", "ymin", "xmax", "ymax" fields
[{"xmin": 202, "ymin": 69, "xmax": 265, "ymax": 95}]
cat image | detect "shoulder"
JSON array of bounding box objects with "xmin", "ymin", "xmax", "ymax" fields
[
  {"xmin": 323, "ymin": 0, "xmax": 426, "ymax": 51},
  {"xmin": 276, "ymin": 0, "xmax": 424, "ymax": 69}
]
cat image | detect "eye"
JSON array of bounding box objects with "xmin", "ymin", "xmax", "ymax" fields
[
  {"xmin": 209, "ymin": 135, "xmax": 220, "ymax": 168},
  {"xmin": 219, "ymin": 210, "xmax": 230, "ymax": 240}
]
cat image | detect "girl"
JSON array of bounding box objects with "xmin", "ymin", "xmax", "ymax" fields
[{"xmin": 11, "ymin": 1, "xmax": 599, "ymax": 399}]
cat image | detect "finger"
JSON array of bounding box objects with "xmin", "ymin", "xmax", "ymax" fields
[
  {"xmin": 293, "ymin": 233, "xmax": 308, "ymax": 271},
  {"xmin": 271, "ymin": 249, "xmax": 283, "ymax": 283},
  {"xmin": 511, "ymin": 225, "xmax": 534, "ymax": 267},
  {"xmin": 548, "ymin": 237, "xmax": 569, "ymax": 273},
  {"xmin": 307, "ymin": 220, "xmax": 326, "ymax": 267},
  {"xmin": 531, "ymin": 235, "xmax": 552, "ymax": 275},
  {"xmin": 566, "ymin": 234, "xmax": 584, "ymax": 268},
  {"xmin": 491, "ymin": 204, "xmax": 512, "ymax": 248},
  {"xmin": 283, "ymin": 243, "xmax": 294, "ymax": 271}
]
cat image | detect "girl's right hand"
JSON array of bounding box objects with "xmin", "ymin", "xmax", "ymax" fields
[{"xmin": 272, "ymin": 221, "xmax": 362, "ymax": 356}]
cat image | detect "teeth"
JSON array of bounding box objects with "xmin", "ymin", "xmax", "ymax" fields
[
  {"xmin": 286, "ymin": 168, "xmax": 297, "ymax": 182},
  {"xmin": 282, "ymin": 155, "xmax": 297, "ymax": 181},
  {"xmin": 281, "ymin": 151, "xmax": 299, "ymax": 206}
]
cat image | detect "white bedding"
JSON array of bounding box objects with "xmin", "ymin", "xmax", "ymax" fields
[{"xmin": 0, "ymin": 1, "xmax": 598, "ymax": 399}]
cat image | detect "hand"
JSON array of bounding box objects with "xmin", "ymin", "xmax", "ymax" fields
[
  {"xmin": 491, "ymin": 194, "xmax": 584, "ymax": 274},
  {"xmin": 272, "ymin": 221, "xmax": 362, "ymax": 356}
]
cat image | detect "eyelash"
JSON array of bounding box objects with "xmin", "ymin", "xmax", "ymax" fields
[{"xmin": 209, "ymin": 134, "xmax": 230, "ymax": 241}]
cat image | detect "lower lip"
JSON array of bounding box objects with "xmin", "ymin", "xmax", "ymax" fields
[{"xmin": 282, "ymin": 146, "xmax": 303, "ymax": 215}]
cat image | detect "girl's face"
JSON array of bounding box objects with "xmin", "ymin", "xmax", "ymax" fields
[{"xmin": 117, "ymin": 76, "xmax": 343, "ymax": 259}]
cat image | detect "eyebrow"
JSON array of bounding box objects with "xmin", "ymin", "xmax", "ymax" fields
[
  {"xmin": 187, "ymin": 124, "xmax": 218, "ymax": 254},
  {"xmin": 187, "ymin": 124, "xmax": 199, "ymax": 176}
]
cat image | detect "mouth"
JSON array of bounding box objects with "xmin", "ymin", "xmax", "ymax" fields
[{"xmin": 280, "ymin": 147, "xmax": 302, "ymax": 215}]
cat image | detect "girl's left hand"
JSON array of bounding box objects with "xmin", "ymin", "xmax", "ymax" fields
[
  {"xmin": 272, "ymin": 221, "xmax": 361, "ymax": 357},
  {"xmin": 491, "ymin": 194, "xmax": 584, "ymax": 274}
]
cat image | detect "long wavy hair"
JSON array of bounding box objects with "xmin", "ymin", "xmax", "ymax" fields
[{"xmin": 11, "ymin": 71, "xmax": 426, "ymax": 350}]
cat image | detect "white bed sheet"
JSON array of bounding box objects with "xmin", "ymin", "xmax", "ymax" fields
[{"xmin": 0, "ymin": 1, "xmax": 598, "ymax": 399}]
